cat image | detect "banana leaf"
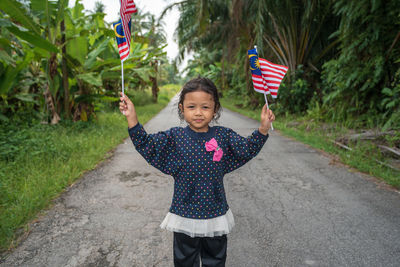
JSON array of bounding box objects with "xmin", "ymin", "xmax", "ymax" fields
[
  {"xmin": 84, "ymin": 38, "xmax": 110, "ymax": 70},
  {"xmin": 101, "ymin": 71, "xmax": 123, "ymax": 80},
  {"xmin": 30, "ymin": 0, "xmax": 58, "ymax": 23},
  {"xmin": 0, "ymin": 0, "xmax": 41, "ymax": 35},
  {"xmin": 67, "ymin": 36, "xmax": 88, "ymax": 65},
  {"xmin": 14, "ymin": 93, "xmax": 39, "ymax": 104},
  {"xmin": 0, "ymin": 51, "xmax": 33, "ymax": 96},
  {"xmin": 76, "ymin": 73, "xmax": 102, "ymax": 87},
  {"xmin": 7, "ymin": 26, "xmax": 58, "ymax": 53},
  {"xmin": 131, "ymin": 68, "xmax": 152, "ymax": 83},
  {"xmin": 91, "ymin": 59, "xmax": 121, "ymax": 72},
  {"xmin": 0, "ymin": 50, "xmax": 15, "ymax": 66}
]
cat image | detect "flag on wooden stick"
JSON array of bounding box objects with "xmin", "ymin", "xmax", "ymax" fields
[
  {"xmin": 113, "ymin": 0, "xmax": 138, "ymax": 98},
  {"xmin": 248, "ymin": 48, "xmax": 288, "ymax": 98},
  {"xmin": 248, "ymin": 46, "xmax": 288, "ymax": 130}
]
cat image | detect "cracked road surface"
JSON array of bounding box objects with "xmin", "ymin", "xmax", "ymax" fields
[{"xmin": 1, "ymin": 95, "xmax": 400, "ymax": 266}]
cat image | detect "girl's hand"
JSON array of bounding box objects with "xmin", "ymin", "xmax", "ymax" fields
[
  {"xmin": 119, "ymin": 92, "xmax": 138, "ymax": 128},
  {"xmin": 259, "ymin": 104, "xmax": 275, "ymax": 135}
]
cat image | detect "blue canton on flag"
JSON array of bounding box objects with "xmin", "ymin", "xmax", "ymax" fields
[
  {"xmin": 248, "ymin": 48, "xmax": 265, "ymax": 92},
  {"xmin": 113, "ymin": 19, "xmax": 131, "ymax": 62}
]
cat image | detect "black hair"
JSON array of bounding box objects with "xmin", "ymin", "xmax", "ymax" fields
[{"xmin": 178, "ymin": 76, "xmax": 222, "ymax": 121}]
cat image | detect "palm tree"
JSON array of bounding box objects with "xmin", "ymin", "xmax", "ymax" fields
[{"xmin": 133, "ymin": 11, "xmax": 167, "ymax": 101}]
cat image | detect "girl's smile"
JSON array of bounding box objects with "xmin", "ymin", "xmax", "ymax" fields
[{"xmin": 179, "ymin": 91, "xmax": 216, "ymax": 132}]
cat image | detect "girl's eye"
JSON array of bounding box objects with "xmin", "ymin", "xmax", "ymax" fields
[
  {"xmin": 187, "ymin": 105, "xmax": 194, "ymax": 109},
  {"xmin": 203, "ymin": 106, "xmax": 209, "ymax": 109}
]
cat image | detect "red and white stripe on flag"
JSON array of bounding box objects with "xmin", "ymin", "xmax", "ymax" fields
[
  {"xmin": 118, "ymin": 42, "xmax": 130, "ymax": 61},
  {"xmin": 119, "ymin": 0, "xmax": 137, "ymax": 49},
  {"xmin": 251, "ymin": 74, "xmax": 265, "ymax": 93},
  {"xmin": 257, "ymin": 58, "xmax": 288, "ymax": 98}
]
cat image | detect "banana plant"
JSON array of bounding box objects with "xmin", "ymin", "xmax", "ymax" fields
[
  {"xmin": 0, "ymin": 0, "xmax": 68, "ymax": 123},
  {"xmin": 0, "ymin": 0, "xmax": 168, "ymax": 122}
]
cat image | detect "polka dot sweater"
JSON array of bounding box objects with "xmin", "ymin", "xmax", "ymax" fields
[{"xmin": 128, "ymin": 123, "xmax": 268, "ymax": 219}]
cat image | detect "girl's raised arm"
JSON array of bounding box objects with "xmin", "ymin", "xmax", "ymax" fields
[
  {"xmin": 119, "ymin": 92, "xmax": 138, "ymax": 128},
  {"xmin": 258, "ymin": 104, "xmax": 275, "ymax": 135}
]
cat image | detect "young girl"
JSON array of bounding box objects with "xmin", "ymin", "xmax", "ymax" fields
[{"xmin": 119, "ymin": 77, "xmax": 275, "ymax": 266}]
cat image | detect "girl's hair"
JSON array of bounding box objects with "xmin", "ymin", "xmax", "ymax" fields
[{"xmin": 178, "ymin": 77, "xmax": 222, "ymax": 121}]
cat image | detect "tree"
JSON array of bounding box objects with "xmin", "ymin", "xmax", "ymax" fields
[
  {"xmin": 322, "ymin": 0, "xmax": 400, "ymax": 127},
  {"xmin": 94, "ymin": 1, "xmax": 105, "ymax": 14}
]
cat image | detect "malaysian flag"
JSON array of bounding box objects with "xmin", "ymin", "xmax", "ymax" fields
[
  {"xmin": 120, "ymin": 0, "xmax": 137, "ymax": 49},
  {"xmin": 248, "ymin": 48, "xmax": 288, "ymax": 98},
  {"xmin": 113, "ymin": 19, "xmax": 131, "ymax": 61}
]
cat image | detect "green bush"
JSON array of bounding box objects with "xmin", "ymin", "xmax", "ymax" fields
[
  {"xmin": 127, "ymin": 89, "xmax": 154, "ymax": 106},
  {"xmin": 276, "ymin": 77, "xmax": 313, "ymax": 114}
]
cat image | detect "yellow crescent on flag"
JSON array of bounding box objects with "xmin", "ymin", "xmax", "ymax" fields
[
  {"xmin": 114, "ymin": 23, "xmax": 125, "ymax": 38},
  {"xmin": 248, "ymin": 54, "xmax": 260, "ymax": 70}
]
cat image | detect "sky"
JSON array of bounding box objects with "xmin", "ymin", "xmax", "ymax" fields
[{"xmin": 70, "ymin": 0, "xmax": 181, "ymax": 60}]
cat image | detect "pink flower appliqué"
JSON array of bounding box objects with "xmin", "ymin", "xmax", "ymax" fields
[{"xmin": 205, "ymin": 138, "xmax": 223, "ymax": 161}]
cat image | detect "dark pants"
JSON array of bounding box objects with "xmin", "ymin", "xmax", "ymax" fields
[{"xmin": 173, "ymin": 232, "xmax": 227, "ymax": 267}]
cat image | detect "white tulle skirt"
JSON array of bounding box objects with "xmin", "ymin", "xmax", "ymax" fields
[{"xmin": 160, "ymin": 209, "xmax": 235, "ymax": 237}]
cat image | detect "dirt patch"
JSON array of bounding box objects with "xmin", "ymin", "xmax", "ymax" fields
[{"xmin": 119, "ymin": 171, "xmax": 145, "ymax": 182}]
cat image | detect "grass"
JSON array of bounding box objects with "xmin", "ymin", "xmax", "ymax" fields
[
  {"xmin": 220, "ymin": 97, "xmax": 400, "ymax": 189},
  {"xmin": 0, "ymin": 84, "xmax": 181, "ymax": 251}
]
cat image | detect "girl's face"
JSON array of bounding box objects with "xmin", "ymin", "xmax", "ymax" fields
[{"xmin": 179, "ymin": 90, "xmax": 216, "ymax": 132}]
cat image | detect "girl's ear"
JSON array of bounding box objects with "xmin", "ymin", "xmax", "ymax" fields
[{"xmin": 179, "ymin": 103, "xmax": 183, "ymax": 113}]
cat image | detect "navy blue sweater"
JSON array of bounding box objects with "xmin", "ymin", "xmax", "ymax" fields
[{"xmin": 129, "ymin": 123, "xmax": 268, "ymax": 219}]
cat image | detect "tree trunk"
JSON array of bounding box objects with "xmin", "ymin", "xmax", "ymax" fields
[
  {"xmin": 43, "ymin": 84, "xmax": 60, "ymax": 124},
  {"xmin": 221, "ymin": 52, "xmax": 226, "ymax": 90},
  {"xmin": 72, "ymin": 79, "xmax": 93, "ymax": 122},
  {"xmin": 245, "ymin": 42, "xmax": 252, "ymax": 92},
  {"xmin": 151, "ymin": 60, "xmax": 159, "ymax": 103},
  {"xmin": 61, "ymin": 20, "xmax": 70, "ymax": 119},
  {"xmin": 46, "ymin": 53, "xmax": 61, "ymax": 124},
  {"xmin": 151, "ymin": 77, "xmax": 159, "ymax": 103}
]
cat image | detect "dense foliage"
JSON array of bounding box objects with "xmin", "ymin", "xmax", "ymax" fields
[
  {"xmin": 0, "ymin": 0, "xmax": 179, "ymax": 124},
  {"xmin": 165, "ymin": 0, "xmax": 400, "ymax": 130}
]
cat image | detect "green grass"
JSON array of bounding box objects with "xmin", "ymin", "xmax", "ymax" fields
[
  {"xmin": 0, "ymin": 84, "xmax": 180, "ymax": 251},
  {"xmin": 221, "ymin": 97, "xmax": 400, "ymax": 189}
]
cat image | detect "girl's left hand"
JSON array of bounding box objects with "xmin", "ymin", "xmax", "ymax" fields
[{"xmin": 259, "ymin": 104, "xmax": 275, "ymax": 135}]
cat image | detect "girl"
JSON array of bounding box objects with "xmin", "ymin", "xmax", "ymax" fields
[{"xmin": 119, "ymin": 77, "xmax": 275, "ymax": 267}]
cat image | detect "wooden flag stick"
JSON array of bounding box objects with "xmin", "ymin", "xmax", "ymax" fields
[
  {"xmin": 263, "ymin": 91, "xmax": 274, "ymax": 131},
  {"xmin": 121, "ymin": 61, "xmax": 126, "ymax": 115},
  {"xmin": 121, "ymin": 61, "xmax": 125, "ymax": 96}
]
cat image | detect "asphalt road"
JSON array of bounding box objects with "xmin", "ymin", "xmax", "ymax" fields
[{"xmin": 1, "ymin": 95, "xmax": 400, "ymax": 267}]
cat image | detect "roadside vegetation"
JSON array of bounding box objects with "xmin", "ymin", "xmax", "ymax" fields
[{"xmin": 0, "ymin": 84, "xmax": 180, "ymax": 251}]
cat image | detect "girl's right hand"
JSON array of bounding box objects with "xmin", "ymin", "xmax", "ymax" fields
[{"xmin": 119, "ymin": 92, "xmax": 138, "ymax": 128}]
